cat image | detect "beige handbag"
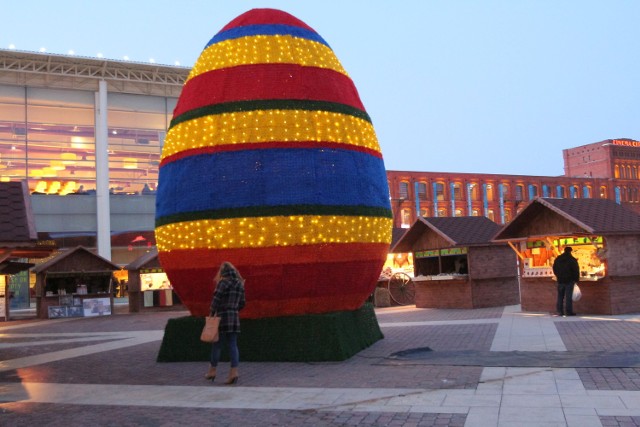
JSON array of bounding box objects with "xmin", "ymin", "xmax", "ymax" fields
[{"xmin": 200, "ymin": 315, "xmax": 220, "ymax": 343}]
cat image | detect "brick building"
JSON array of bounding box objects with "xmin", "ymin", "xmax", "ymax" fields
[{"xmin": 387, "ymin": 139, "xmax": 640, "ymax": 228}]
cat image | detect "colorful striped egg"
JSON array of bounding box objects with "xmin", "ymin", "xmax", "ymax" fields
[{"xmin": 155, "ymin": 8, "xmax": 392, "ymax": 319}]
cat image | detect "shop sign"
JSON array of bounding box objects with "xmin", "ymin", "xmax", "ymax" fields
[
  {"xmin": 415, "ymin": 247, "xmax": 468, "ymax": 258},
  {"xmin": 613, "ymin": 139, "xmax": 640, "ymax": 148}
]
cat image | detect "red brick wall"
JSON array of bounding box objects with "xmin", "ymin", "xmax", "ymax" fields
[
  {"xmin": 609, "ymin": 277, "xmax": 640, "ymax": 314},
  {"xmin": 606, "ymin": 235, "xmax": 640, "ymax": 277},
  {"xmin": 468, "ymin": 245, "xmax": 518, "ymax": 280},
  {"xmin": 520, "ymin": 277, "xmax": 640, "ymax": 315},
  {"xmin": 414, "ymin": 279, "xmax": 473, "ymax": 309},
  {"xmin": 471, "ymin": 278, "xmax": 520, "ymax": 308}
]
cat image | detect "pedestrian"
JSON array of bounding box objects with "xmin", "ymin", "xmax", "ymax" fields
[
  {"xmin": 205, "ymin": 261, "xmax": 246, "ymax": 384},
  {"xmin": 552, "ymin": 246, "xmax": 580, "ymax": 316}
]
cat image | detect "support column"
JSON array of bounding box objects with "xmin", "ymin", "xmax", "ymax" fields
[{"xmin": 95, "ymin": 80, "xmax": 111, "ymax": 260}]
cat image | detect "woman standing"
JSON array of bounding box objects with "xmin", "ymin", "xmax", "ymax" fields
[{"xmin": 205, "ymin": 261, "xmax": 246, "ymax": 384}]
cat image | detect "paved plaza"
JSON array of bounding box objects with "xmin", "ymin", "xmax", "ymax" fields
[{"xmin": 2, "ymin": 304, "xmax": 640, "ymax": 426}]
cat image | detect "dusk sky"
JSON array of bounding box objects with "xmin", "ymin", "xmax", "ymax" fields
[{"xmin": 3, "ymin": 1, "xmax": 639, "ymax": 176}]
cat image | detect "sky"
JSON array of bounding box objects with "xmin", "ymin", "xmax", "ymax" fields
[{"xmin": 2, "ymin": 1, "xmax": 639, "ymax": 177}]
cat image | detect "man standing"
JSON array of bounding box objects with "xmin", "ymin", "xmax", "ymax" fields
[{"xmin": 552, "ymin": 246, "xmax": 580, "ymax": 316}]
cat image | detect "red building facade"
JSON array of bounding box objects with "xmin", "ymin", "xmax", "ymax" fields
[{"xmin": 387, "ymin": 139, "xmax": 640, "ymax": 229}]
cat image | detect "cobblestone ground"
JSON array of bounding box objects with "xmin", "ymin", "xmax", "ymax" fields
[
  {"xmin": 0, "ymin": 307, "xmax": 494, "ymax": 426},
  {"xmin": 557, "ymin": 320, "xmax": 640, "ymax": 391},
  {"xmin": 0, "ymin": 402, "xmax": 467, "ymax": 427}
]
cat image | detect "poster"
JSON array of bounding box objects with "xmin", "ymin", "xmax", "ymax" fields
[{"xmin": 82, "ymin": 297, "xmax": 111, "ymax": 317}]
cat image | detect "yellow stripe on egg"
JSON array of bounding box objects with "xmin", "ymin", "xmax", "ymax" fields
[
  {"xmin": 187, "ymin": 35, "xmax": 348, "ymax": 82},
  {"xmin": 161, "ymin": 109, "xmax": 381, "ymax": 160},
  {"xmin": 155, "ymin": 215, "xmax": 393, "ymax": 251}
]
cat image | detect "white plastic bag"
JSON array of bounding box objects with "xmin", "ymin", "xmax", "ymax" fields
[{"xmin": 572, "ymin": 284, "xmax": 582, "ymax": 302}]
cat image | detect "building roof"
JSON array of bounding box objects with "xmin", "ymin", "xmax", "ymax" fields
[
  {"xmin": 0, "ymin": 181, "xmax": 37, "ymax": 244},
  {"xmin": 494, "ymin": 197, "xmax": 640, "ymax": 241},
  {"xmin": 125, "ymin": 248, "xmax": 159, "ymax": 271},
  {"xmin": 391, "ymin": 216, "xmax": 503, "ymax": 253},
  {"xmin": 32, "ymin": 246, "xmax": 121, "ymax": 274}
]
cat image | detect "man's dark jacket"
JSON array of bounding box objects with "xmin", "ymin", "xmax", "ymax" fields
[{"xmin": 552, "ymin": 252, "xmax": 580, "ymax": 283}]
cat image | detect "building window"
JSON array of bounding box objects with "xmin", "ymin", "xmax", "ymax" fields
[
  {"xmin": 529, "ymin": 185, "xmax": 538, "ymax": 199},
  {"xmin": 487, "ymin": 209, "xmax": 495, "ymax": 221},
  {"xmin": 627, "ymin": 165, "xmax": 632, "ymax": 179},
  {"xmin": 557, "ymin": 186, "xmax": 565, "ymax": 198},
  {"xmin": 486, "ymin": 184, "xmax": 494, "ymax": 201},
  {"xmin": 399, "ymin": 181, "xmax": 409, "ymax": 199},
  {"xmin": 515, "ymin": 185, "xmax": 524, "ymax": 201},
  {"xmin": 615, "ymin": 164, "xmax": 620, "ymax": 179},
  {"xmin": 437, "ymin": 207, "xmax": 447, "ymax": 217},
  {"xmin": 416, "ymin": 182, "xmax": 427, "ymax": 200},
  {"xmin": 454, "ymin": 208, "xmax": 463, "ymax": 217},
  {"xmin": 401, "ymin": 208, "xmax": 411, "ymax": 228},
  {"xmin": 583, "ymin": 186, "xmax": 591, "ymax": 198},
  {"xmin": 599, "ymin": 186, "xmax": 607, "ymax": 198},
  {"xmin": 499, "ymin": 183, "xmax": 509, "ymax": 200},
  {"xmin": 469, "ymin": 183, "xmax": 480, "ymax": 201},
  {"xmin": 420, "ymin": 208, "xmax": 429, "ymax": 217},
  {"xmin": 571, "ymin": 185, "xmax": 579, "ymax": 198},
  {"xmin": 504, "ymin": 209, "xmax": 511, "ymax": 223},
  {"xmin": 435, "ymin": 182, "xmax": 445, "ymax": 201},
  {"xmin": 472, "ymin": 209, "xmax": 480, "ymax": 216},
  {"xmin": 452, "ymin": 183, "xmax": 463, "ymax": 200}
]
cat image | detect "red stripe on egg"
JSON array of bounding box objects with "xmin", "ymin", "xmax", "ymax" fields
[
  {"xmin": 173, "ymin": 63, "xmax": 365, "ymax": 118},
  {"xmin": 159, "ymin": 242, "xmax": 389, "ymax": 318},
  {"xmin": 220, "ymin": 8, "xmax": 317, "ymax": 32}
]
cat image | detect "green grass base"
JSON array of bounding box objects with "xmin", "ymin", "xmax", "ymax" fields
[{"xmin": 157, "ymin": 303, "xmax": 383, "ymax": 362}]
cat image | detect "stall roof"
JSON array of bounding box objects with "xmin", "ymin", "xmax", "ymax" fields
[
  {"xmin": 391, "ymin": 216, "xmax": 502, "ymax": 253},
  {"xmin": 493, "ymin": 197, "xmax": 640, "ymax": 241},
  {"xmin": 0, "ymin": 181, "xmax": 55, "ymax": 266},
  {"xmin": 0, "ymin": 181, "xmax": 37, "ymax": 245},
  {"xmin": 32, "ymin": 246, "xmax": 121, "ymax": 274},
  {"xmin": 125, "ymin": 248, "xmax": 159, "ymax": 271}
]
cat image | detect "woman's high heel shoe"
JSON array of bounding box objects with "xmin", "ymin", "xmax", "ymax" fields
[
  {"xmin": 205, "ymin": 366, "xmax": 217, "ymax": 381},
  {"xmin": 225, "ymin": 376, "xmax": 238, "ymax": 385},
  {"xmin": 225, "ymin": 367, "xmax": 238, "ymax": 385}
]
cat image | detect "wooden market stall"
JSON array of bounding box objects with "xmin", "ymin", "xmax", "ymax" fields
[
  {"xmin": 0, "ymin": 181, "xmax": 56, "ymax": 320},
  {"xmin": 33, "ymin": 246, "xmax": 121, "ymax": 319},
  {"xmin": 125, "ymin": 248, "xmax": 181, "ymax": 313},
  {"xmin": 493, "ymin": 197, "xmax": 640, "ymax": 315},
  {"xmin": 392, "ymin": 216, "xmax": 519, "ymax": 309}
]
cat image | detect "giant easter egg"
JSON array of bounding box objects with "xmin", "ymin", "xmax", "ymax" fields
[{"xmin": 155, "ymin": 8, "xmax": 392, "ymax": 319}]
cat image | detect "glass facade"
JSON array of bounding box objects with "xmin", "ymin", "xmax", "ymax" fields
[{"xmin": 0, "ymin": 84, "xmax": 175, "ymax": 195}]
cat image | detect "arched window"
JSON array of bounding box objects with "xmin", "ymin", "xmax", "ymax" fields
[
  {"xmin": 504, "ymin": 209, "xmax": 512, "ymax": 223},
  {"xmin": 583, "ymin": 186, "xmax": 591, "ymax": 198},
  {"xmin": 399, "ymin": 181, "xmax": 409, "ymax": 199},
  {"xmin": 469, "ymin": 183, "xmax": 480, "ymax": 201},
  {"xmin": 599, "ymin": 186, "xmax": 607, "ymax": 199},
  {"xmin": 486, "ymin": 183, "xmax": 494, "ymax": 201},
  {"xmin": 416, "ymin": 182, "xmax": 427, "ymax": 200},
  {"xmin": 627, "ymin": 165, "xmax": 633, "ymax": 179},
  {"xmin": 454, "ymin": 208, "xmax": 463, "ymax": 217},
  {"xmin": 472, "ymin": 209, "xmax": 480, "ymax": 217},
  {"xmin": 452, "ymin": 183, "xmax": 463, "ymax": 200},
  {"xmin": 487, "ymin": 209, "xmax": 495, "ymax": 221},
  {"xmin": 615, "ymin": 164, "xmax": 620, "ymax": 178},
  {"xmin": 401, "ymin": 208, "xmax": 411, "ymax": 228},
  {"xmin": 434, "ymin": 182, "xmax": 445, "ymax": 201},
  {"xmin": 501, "ymin": 183, "xmax": 510, "ymax": 200},
  {"xmin": 420, "ymin": 208, "xmax": 429, "ymax": 217},
  {"xmin": 556, "ymin": 186, "xmax": 565, "ymax": 198},
  {"xmin": 437, "ymin": 208, "xmax": 447, "ymax": 217},
  {"xmin": 515, "ymin": 184, "xmax": 524, "ymax": 201}
]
